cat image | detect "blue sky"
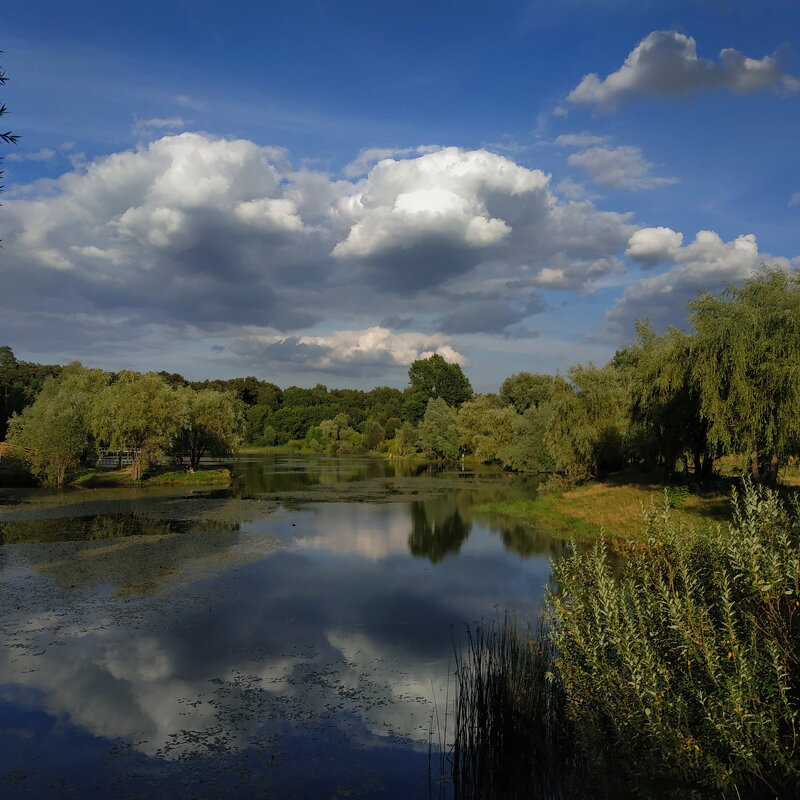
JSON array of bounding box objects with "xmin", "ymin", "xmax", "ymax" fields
[{"xmin": 2, "ymin": 0, "xmax": 799, "ymax": 391}]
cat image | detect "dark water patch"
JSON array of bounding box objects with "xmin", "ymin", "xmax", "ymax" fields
[{"xmin": 0, "ymin": 514, "xmax": 194, "ymax": 545}]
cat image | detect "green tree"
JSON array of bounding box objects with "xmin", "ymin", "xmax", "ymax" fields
[
  {"xmin": 175, "ymin": 388, "xmax": 243, "ymax": 468},
  {"xmin": 626, "ymin": 322, "xmax": 713, "ymax": 479},
  {"xmin": 499, "ymin": 372, "xmax": 557, "ymax": 414},
  {"xmin": 547, "ymin": 364, "xmax": 631, "ymax": 481},
  {"xmin": 7, "ymin": 364, "xmax": 108, "ymax": 486},
  {"xmin": 417, "ymin": 397, "xmax": 460, "ymax": 461},
  {"xmin": 457, "ymin": 395, "xmax": 516, "ymax": 465},
  {"xmin": 0, "ymin": 346, "xmax": 61, "ymax": 439},
  {"xmin": 396, "ymin": 421, "xmax": 418, "ymax": 456},
  {"xmin": 0, "ymin": 345, "xmax": 21, "ymax": 439},
  {"xmin": 405, "ymin": 354, "xmax": 473, "ymax": 422},
  {"xmin": 261, "ymin": 424, "xmax": 277, "ymax": 447},
  {"xmin": 92, "ymin": 371, "xmax": 186, "ymax": 480},
  {"xmin": 362, "ymin": 419, "xmax": 385, "ymax": 451},
  {"xmin": 383, "ymin": 416, "xmax": 401, "ymax": 440},
  {"xmin": 690, "ymin": 269, "xmax": 800, "ymax": 484}
]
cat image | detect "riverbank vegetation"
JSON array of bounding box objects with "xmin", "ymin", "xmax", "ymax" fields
[
  {"xmin": 2, "ymin": 270, "xmax": 799, "ymax": 494},
  {"xmin": 454, "ymin": 481, "xmax": 800, "ymax": 798}
]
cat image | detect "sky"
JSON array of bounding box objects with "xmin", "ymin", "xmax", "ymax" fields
[{"xmin": 1, "ymin": 0, "xmax": 799, "ymax": 392}]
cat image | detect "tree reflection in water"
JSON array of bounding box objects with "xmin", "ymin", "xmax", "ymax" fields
[{"xmin": 408, "ymin": 496, "xmax": 471, "ymax": 563}]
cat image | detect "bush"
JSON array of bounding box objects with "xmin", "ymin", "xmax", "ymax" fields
[
  {"xmin": 454, "ymin": 481, "xmax": 800, "ymax": 798},
  {"xmin": 550, "ymin": 480, "xmax": 800, "ymax": 795}
]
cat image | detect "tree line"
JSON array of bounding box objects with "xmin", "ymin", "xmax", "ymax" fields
[{"xmin": 3, "ymin": 269, "xmax": 799, "ymax": 485}]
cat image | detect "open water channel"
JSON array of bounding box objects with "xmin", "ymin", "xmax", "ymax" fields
[{"xmin": 0, "ymin": 455, "xmax": 569, "ymax": 799}]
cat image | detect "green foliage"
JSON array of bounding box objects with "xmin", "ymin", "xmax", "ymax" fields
[
  {"xmin": 383, "ymin": 416, "xmax": 401, "ymax": 440},
  {"xmin": 7, "ymin": 364, "xmax": 107, "ymax": 485},
  {"xmin": 546, "ymin": 364, "xmax": 631, "ymax": 481},
  {"xmin": 395, "ymin": 421, "xmax": 418, "ymax": 456},
  {"xmin": 417, "ymin": 397, "xmax": 460, "ymax": 460},
  {"xmin": 174, "ymin": 388, "xmax": 244, "ymax": 468},
  {"xmin": 499, "ymin": 372, "xmax": 557, "ymax": 414},
  {"xmin": 405, "ymin": 353, "xmax": 473, "ymax": 422},
  {"xmin": 361, "ymin": 418, "xmax": 385, "ymax": 451},
  {"xmin": 92, "ymin": 371, "xmax": 186, "ymax": 480},
  {"xmin": 626, "ymin": 322, "xmax": 714, "ymax": 477},
  {"xmin": 261, "ymin": 424, "xmax": 277, "ymax": 447},
  {"xmin": 549, "ymin": 480, "xmax": 800, "ymax": 795},
  {"xmin": 0, "ymin": 345, "xmax": 61, "ymax": 439},
  {"xmin": 690, "ymin": 269, "xmax": 800, "ymax": 483}
]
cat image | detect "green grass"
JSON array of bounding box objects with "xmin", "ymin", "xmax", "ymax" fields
[
  {"xmin": 73, "ymin": 465, "xmax": 231, "ymax": 487},
  {"xmin": 476, "ymin": 470, "xmax": 732, "ymax": 540}
]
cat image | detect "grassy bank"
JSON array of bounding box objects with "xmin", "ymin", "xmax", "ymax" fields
[
  {"xmin": 73, "ymin": 465, "xmax": 232, "ymax": 488},
  {"xmin": 476, "ymin": 470, "xmax": 732, "ymax": 540}
]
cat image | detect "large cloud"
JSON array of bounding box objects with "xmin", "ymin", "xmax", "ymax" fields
[
  {"xmin": 603, "ymin": 227, "xmax": 799, "ymax": 337},
  {"xmin": 2, "ymin": 134, "xmax": 638, "ymax": 375},
  {"xmin": 332, "ymin": 147, "xmax": 551, "ymax": 290},
  {"xmin": 568, "ymin": 30, "xmax": 800, "ymax": 111}
]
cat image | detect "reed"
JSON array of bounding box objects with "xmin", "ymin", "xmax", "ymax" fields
[{"xmin": 451, "ymin": 617, "xmax": 599, "ymax": 800}]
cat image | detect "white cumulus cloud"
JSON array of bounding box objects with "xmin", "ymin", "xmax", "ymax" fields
[
  {"xmin": 568, "ymin": 30, "xmax": 799, "ymax": 111},
  {"xmin": 342, "ymin": 145, "xmax": 441, "ymax": 178},
  {"xmin": 6, "ymin": 148, "xmax": 57, "ymax": 163},
  {"xmin": 333, "ymin": 147, "xmax": 548, "ymax": 260},
  {"xmin": 1, "ymin": 134, "xmax": 640, "ymax": 375},
  {"xmin": 603, "ymin": 227, "xmax": 798, "ymax": 336}
]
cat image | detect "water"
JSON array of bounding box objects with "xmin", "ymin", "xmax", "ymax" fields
[{"xmin": 0, "ymin": 455, "xmax": 567, "ymax": 799}]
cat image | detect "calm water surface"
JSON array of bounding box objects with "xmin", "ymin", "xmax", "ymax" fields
[{"xmin": 0, "ymin": 455, "xmax": 568, "ymax": 799}]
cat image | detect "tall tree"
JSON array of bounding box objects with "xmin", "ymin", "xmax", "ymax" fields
[
  {"xmin": 92, "ymin": 371, "xmax": 186, "ymax": 480},
  {"xmin": 457, "ymin": 395, "xmax": 517, "ymax": 465},
  {"xmin": 626, "ymin": 322, "xmax": 713, "ymax": 479},
  {"xmin": 417, "ymin": 397, "xmax": 460, "ymax": 461},
  {"xmin": 405, "ymin": 354, "xmax": 473, "ymax": 422},
  {"xmin": 7, "ymin": 364, "xmax": 107, "ymax": 486},
  {"xmin": 547, "ymin": 363, "xmax": 631, "ymax": 481},
  {"xmin": 690, "ymin": 269, "xmax": 800, "ymax": 483},
  {"xmin": 499, "ymin": 372, "xmax": 557, "ymax": 414},
  {"xmin": 175, "ymin": 388, "xmax": 243, "ymax": 469}
]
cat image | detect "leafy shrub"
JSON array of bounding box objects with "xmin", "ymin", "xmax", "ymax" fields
[{"xmin": 549, "ymin": 480, "xmax": 800, "ymax": 795}]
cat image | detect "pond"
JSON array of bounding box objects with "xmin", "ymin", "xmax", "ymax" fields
[{"xmin": 0, "ymin": 455, "xmax": 569, "ymax": 799}]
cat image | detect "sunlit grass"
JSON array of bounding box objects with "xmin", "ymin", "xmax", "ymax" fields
[
  {"xmin": 73, "ymin": 465, "xmax": 231, "ymax": 487},
  {"xmin": 477, "ymin": 471, "xmax": 731, "ymax": 539}
]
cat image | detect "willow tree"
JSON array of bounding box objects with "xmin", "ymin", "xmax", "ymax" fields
[
  {"xmin": 417, "ymin": 397, "xmax": 460, "ymax": 461},
  {"xmin": 7, "ymin": 364, "xmax": 108, "ymax": 486},
  {"xmin": 690, "ymin": 269, "xmax": 800, "ymax": 484},
  {"xmin": 546, "ymin": 363, "xmax": 631, "ymax": 481},
  {"xmin": 627, "ymin": 322, "xmax": 713, "ymax": 478},
  {"xmin": 92, "ymin": 371, "xmax": 186, "ymax": 480},
  {"xmin": 174, "ymin": 388, "xmax": 243, "ymax": 469}
]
